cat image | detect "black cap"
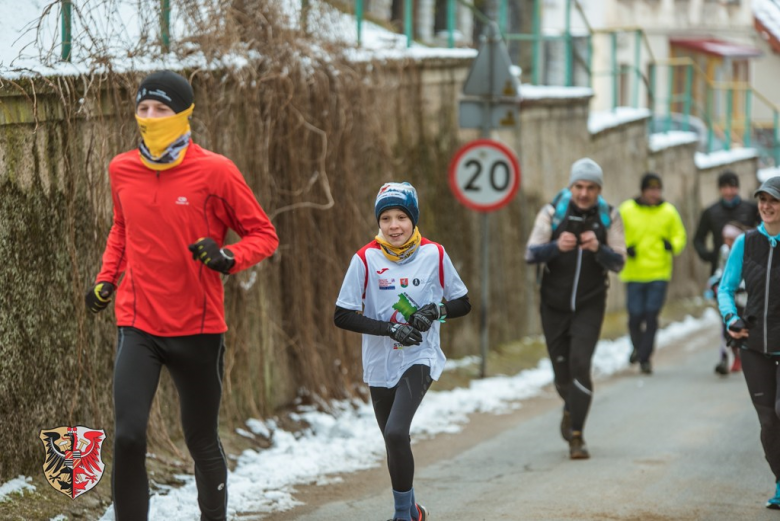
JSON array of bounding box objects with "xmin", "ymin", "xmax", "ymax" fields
[
  {"xmin": 754, "ymin": 176, "xmax": 780, "ymax": 200},
  {"xmin": 641, "ymin": 172, "xmax": 662, "ymax": 191},
  {"xmin": 136, "ymin": 70, "xmax": 194, "ymax": 114},
  {"xmin": 718, "ymin": 171, "xmax": 739, "ymax": 188}
]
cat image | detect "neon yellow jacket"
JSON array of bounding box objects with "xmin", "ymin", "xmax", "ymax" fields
[{"xmin": 619, "ymin": 198, "xmax": 687, "ymax": 282}]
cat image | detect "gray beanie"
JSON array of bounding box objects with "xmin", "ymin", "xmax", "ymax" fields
[{"xmin": 569, "ymin": 158, "xmax": 603, "ymax": 187}]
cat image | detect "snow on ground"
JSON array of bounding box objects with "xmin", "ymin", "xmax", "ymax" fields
[
  {"xmin": 0, "ymin": 475, "xmax": 35, "ymax": 502},
  {"xmin": 649, "ymin": 131, "xmax": 699, "ymax": 152},
  {"xmin": 81, "ymin": 309, "xmax": 720, "ymax": 520},
  {"xmin": 588, "ymin": 107, "xmax": 651, "ymax": 134},
  {"xmin": 694, "ymin": 148, "xmax": 759, "ymax": 170}
]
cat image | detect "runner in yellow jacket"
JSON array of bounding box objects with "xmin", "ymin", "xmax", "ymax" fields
[{"xmin": 619, "ymin": 173, "xmax": 687, "ymax": 374}]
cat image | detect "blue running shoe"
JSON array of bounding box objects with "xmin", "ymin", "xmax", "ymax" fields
[{"xmin": 766, "ymin": 481, "xmax": 780, "ymax": 509}]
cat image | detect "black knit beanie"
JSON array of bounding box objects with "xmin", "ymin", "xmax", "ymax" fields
[
  {"xmin": 135, "ymin": 70, "xmax": 194, "ymax": 114},
  {"xmin": 641, "ymin": 172, "xmax": 663, "ymax": 191},
  {"xmin": 718, "ymin": 171, "xmax": 739, "ymax": 188}
]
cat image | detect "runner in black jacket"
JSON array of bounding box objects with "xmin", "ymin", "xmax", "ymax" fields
[
  {"xmin": 525, "ymin": 158, "xmax": 625, "ymax": 460},
  {"xmin": 694, "ymin": 171, "xmax": 759, "ymax": 275}
]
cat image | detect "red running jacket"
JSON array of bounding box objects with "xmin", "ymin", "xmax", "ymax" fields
[{"xmin": 96, "ymin": 143, "xmax": 279, "ymax": 336}]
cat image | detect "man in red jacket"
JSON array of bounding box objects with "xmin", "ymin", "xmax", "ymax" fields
[{"xmin": 85, "ymin": 70, "xmax": 278, "ymax": 521}]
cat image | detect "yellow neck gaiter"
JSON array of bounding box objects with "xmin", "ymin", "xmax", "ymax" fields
[
  {"xmin": 136, "ymin": 103, "xmax": 194, "ymax": 171},
  {"xmin": 375, "ymin": 227, "xmax": 422, "ymax": 262}
]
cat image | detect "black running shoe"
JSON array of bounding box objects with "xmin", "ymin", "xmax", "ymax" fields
[
  {"xmin": 714, "ymin": 358, "xmax": 729, "ymax": 376},
  {"xmin": 560, "ymin": 408, "xmax": 572, "ymax": 442},
  {"xmin": 569, "ymin": 431, "xmax": 590, "ymax": 460},
  {"xmin": 640, "ymin": 361, "xmax": 652, "ymax": 375},
  {"xmin": 629, "ymin": 348, "xmax": 639, "ymax": 365}
]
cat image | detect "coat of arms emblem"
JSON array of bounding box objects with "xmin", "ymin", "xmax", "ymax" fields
[{"xmin": 39, "ymin": 426, "xmax": 105, "ymax": 499}]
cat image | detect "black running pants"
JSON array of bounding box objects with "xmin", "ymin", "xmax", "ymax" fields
[
  {"xmin": 112, "ymin": 327, "xmax": 228, "ymax": 521},
  {"xmin": 740, "ymin": 348, "xmax": 780, "ymax": 482},
  {"xmin": 540, "ymin": 300, "xmax": 605, "ymax": 433},
  {"xmin": 370, "ymin": 364, "xmax": 433, "ymax": 492}
]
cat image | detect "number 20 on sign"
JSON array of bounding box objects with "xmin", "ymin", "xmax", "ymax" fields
[{"xmin": 448, "ymin": 139, "xmax": 521, "ymax": 212}]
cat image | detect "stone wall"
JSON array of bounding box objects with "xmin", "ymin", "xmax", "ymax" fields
[{"xmin": 0, "ymin": 56, "xmax": 760, "ymax": 478}]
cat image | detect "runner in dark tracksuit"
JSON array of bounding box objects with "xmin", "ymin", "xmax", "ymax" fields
[
  {"xmin": 526, "ymin": 158, "xmax": 625, "ymax": 460},
  {"xmin": 718, "ymin": 176, "xmax": 780, "ymax": 510},
  {"xmin": 694, "ymin": 171, "xmax": 759, "ymax": 276}
]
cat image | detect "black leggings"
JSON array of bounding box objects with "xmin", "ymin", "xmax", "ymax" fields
[
  {"xmin": 112, "ymin": 327, "xmax": 228, "ymax": 521},
  {"xmin": 370, "ymin": 364, "xmax": 433, "ymax": 492},
  {"xmin": 540, "ymin": 300, "xmax": 605, "ymax": 433},
  {"xmin": 741, "ymin": 349, "xmax": 780, "ymax": 482}
]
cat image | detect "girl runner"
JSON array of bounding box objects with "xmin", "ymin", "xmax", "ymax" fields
[{"xmin": 334, "ymin": 182, "xmax": 471, "ymax": 521}]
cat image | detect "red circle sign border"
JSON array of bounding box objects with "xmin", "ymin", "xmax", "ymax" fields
[{"xmin": 448, "ymin": 139, "xmax": 521, "ymax": 212}]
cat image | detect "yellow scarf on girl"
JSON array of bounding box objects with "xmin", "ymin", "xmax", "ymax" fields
[
  {"xmin": 136, "ymin": 104, "xmax": 194, "ymax": 171},
  {"xmin": 375, "ymin": 227, "xmax": 422, "ymax": 262}
]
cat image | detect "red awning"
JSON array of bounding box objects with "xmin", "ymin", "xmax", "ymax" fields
[{"xmin": 670, "ymin": 38, "xmax": 763, "ymax": 58}]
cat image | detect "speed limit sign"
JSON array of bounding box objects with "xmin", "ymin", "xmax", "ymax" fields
[{"xmin": 448, "ymin": 139, "xmax": 521, "ymax": 212}]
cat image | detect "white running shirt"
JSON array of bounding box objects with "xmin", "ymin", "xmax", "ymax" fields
[{"xmin": 336, "ymin": 238, "xmax": 468, "ymax": 388}]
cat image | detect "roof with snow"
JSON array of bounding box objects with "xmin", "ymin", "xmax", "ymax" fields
[{"xmin": 755, "ymin": 0, "xmax": 780, "ymax": 55}]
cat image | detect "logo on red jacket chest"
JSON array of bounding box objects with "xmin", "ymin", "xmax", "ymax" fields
[{"xmin": 175, "ymin": 196, "xmax": 189, "ymax": 206}]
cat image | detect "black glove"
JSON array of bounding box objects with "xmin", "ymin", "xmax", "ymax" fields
[
  {"xmin": 386, "ymin": 323, "xmax": 422, "ymax": 346},
  {"xmin": 726, "ymin": 336, "xmax": 748, "ymax": 349},
  {"xmin": 408, "ymin": 302, "xmax": 447, "ymax": 332},
  {"xmin": 663, "ymin": 239, "xmax": 673, "ymax": 252},
  {"xmin": 626, "ymin": 246, "xmax": 636, "ymax": 258},
  {"xmin": 188, "ymin": 238, "xmax": 235, "ymax": 274},
  {"xmin": 728, "ymin": 317, "xmax": 748, "ymax": 332},
  {"xmin": 85, "ymin": 282, "xmax": 116, "ymax": 314}
]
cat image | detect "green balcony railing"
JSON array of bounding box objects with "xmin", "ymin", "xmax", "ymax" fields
[
  {"xmin": 60, "ymin": 0, "xmax": 173, "ymax": 58},
  {"xmin": 423, "ymin": 0, "xmax": 780, "ymax": 166}
]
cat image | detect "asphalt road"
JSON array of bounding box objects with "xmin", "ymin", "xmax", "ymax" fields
[{"xmin": 270, "ymin": 326, "xmax": 778, "ymax": 521}]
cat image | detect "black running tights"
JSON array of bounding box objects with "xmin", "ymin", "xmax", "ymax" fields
[
  {"xmin": 741, "ymin": 348, "xmax": 780, "ymax": 482},
  {"xmin": 112, "ymin": 327, "xmax": 228, "ymax": 521},
  {"xmin": 540, "ymin": 300, "xmax": 605, "ymax": 433},
  {"xmin": 370, "ymin": 364, "xmax": 433, "ymax": 492}
]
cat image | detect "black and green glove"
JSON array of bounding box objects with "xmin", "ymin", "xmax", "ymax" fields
[
  {"xmin": 386, "ymin": 323, "xmax": 423, "ymax": 346},
  {"xmin": 408, "ymin": 302, "xmax": 447, "ymax": 332},
  {"xmin": 188, "ymin": 237, "xmax": 235, "ymax": 274},
  {"xmin": 85, "ymin": 282, "xmax": 116, "ymax": 314}
]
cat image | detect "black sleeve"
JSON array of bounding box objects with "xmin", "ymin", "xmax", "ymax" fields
[
  {"xmin": 526, "ymin": 241, "xmax": 561, "ymax": 264},
  {"xmin": 334, "ymin": 306, "xmax": 389, "ymax": 336},
  {"xmin": 693, "ymin": 209, "xmax": 714, "ymax": 263},
  {"xmin": 594, "ymin": 244, "xmax": 625, "ymax": 273},
  {"xmin": 443, "ymin": 294, "xmax": 471, "ymax": 319}
]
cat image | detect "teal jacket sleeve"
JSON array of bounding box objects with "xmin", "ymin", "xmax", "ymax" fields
[{"xmin": 717, "ymin": 233, "xmax": 745, "ymax": 327}]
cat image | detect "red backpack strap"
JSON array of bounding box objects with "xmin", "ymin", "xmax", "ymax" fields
[
  {"xmin": 421, "ymin": 238, "xmax": 445, "ymax": 288},
  {"xmin": 356, "ymin": 241, "xmax": 381, "ymax": 298}
]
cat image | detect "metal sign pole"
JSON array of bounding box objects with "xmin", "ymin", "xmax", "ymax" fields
[
  {"xmin": 457, "ymin": 21, "xmax": 520, "ymax": 378},
  {"xmin": 479, "ymin": 24, "xmax": 498, "ymax": 379}
]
